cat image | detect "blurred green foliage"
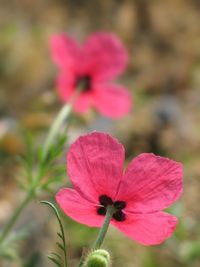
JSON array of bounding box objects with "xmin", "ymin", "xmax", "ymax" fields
[{"xmin": 1, "ymin": 0, "xmax": 200, "ymax": 266}]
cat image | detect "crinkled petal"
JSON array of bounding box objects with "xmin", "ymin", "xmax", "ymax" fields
[
  {"xmin": 116, "ymin": 153, "xmax": 183, "ymax": 212},
  {"xmin": 93, "ymin": 84, "xmax": 132, "ymax": 118},
  {"xmin": 67, "ymin": 132, "xmax": 125, "ymax": 202},
  {"xmin": 111, "ymin": 211, "xmax": 177, "ymax": 245},
  {"xmin": 50, "ymin": 34, "xmax": 80, "ymax": 72},
  {"xmin": 56, "ymin": 188, "xmax": 103, "ymax": 227},
  {"xmin": 83, "ymin": 32, "xmax": 128, "ymax": 81}
]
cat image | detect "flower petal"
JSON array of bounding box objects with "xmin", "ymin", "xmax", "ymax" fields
[
  {"xmin": 56, "ymin": 188, "xmax": 103, "ymax": 227},
  {"xmin": 57, "ymin": 74, "xmax": 92, "ymax": 113},
  {"xmin": 111, "ymin": 212, "xmax": 177, "ymax": 245},
  {"xmin": 56, "ymin": 73, "xmax": 75, "ymax": 103},
  {"xmin": 93, "ymin": 84, "xmax": 132, "ymax": 118},
  {"xmin": 67, "ymin": 132, "xmax": 125, "ymax": 202},
  {"xmin": 83, "ymin": 32, "xmax": 128, "ymax": 81},
  {"xmin": 73, "ymin": 93, "xmax": 93, "ymax": 113},
  {"xmin": 50, "ymin": 34, "xmax": 80, "ymax": 71},
  {"xmin": 116, "ymin": 153, "xmax": 183, "ymax": 212}
]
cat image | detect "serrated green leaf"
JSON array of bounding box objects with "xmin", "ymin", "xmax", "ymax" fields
[
  {"xmin": 51, "ymin": 252, "xmax": 62, "ymax": 261},
  {"xmin": 40, "ymin": 133, "xmax": 67, "ymax": 166},
  {"xmin": 40, "ymin": 201, "xmax": 68, "ymax": 267},
  {"xmin": 56, "ymin": 242, "xmax": 65, "ymax": 251},
  {"xmin": 48, "ymin": 255, "xmax": 62, "ymax": 267},
  {"xmin": 57, "ymin": 232, "xmax": 63, "ymax": 240}
]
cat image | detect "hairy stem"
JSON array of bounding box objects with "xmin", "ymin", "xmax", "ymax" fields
[
  {"xmin": 77, "ymin": 206, "xmax": 114, "ymax": 267},
  {"xmin": 0, "ymin": 86, "xmax": 82, "ymax": 246},
  {"xmin": 42, "ymin": 87, "xmax": 81, "ymax": 162},
  {"xmin": 0, "ymin": 187, "xmax": 35, "ymax": 243},
  {"xmin": 93, "ymin": 206, "xmax": 115, "ymax": 249},
  {"xmin": 0, "ymin": 101, "xmax": 73, "ymax": 245},
  {"xmin": 41, "ymin": 103, "xmax": 72, "ymax": 161}
]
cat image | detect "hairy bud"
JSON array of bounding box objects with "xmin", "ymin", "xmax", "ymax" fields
[{"xmin": 84, "ymin": 249, "xmax": 110, "ymax": 267}]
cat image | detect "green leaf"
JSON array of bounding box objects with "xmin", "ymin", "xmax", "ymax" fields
[
  {"xmin": 57, "ymin": 232, "xmax": 63, "ymax": 240},
  {"xmin": 51, "ymin": 252, "xmax": 62, "ymax": 261},
  {"xmin": 56, "ymin": 242, "xmax": 65, "ymax": 251},
  {"xmin": 0, "ymin": 245, "xmax": 18, "ymax": 260},
  {"xmin": 48, "ymin": 255, "xmax": 62, "ymax": 267},
  {"xmin": 23, "ymin": 252, "xmax": 41, "ymax": 267},
  {"xmin": 40, "ymin": 133, "xmax": 68, "ymax": 166},
  {"xmin": 40, "ymin": 200, "xmax": 68, "ymax": 267}
]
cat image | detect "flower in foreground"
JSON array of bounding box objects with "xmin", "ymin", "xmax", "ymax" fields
[
  {"xmin": 56, "ymin": 132, "xmax": 183, "ymax": 245},
  {"xmin": 50, "ymin": 32, "xmax": 132, "ymax": 118}
]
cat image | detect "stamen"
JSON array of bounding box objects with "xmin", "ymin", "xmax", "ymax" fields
[
  {"xmin": 97, "ymin": 195, "xmax": 126, "ymax": 221},
  {"xmin": 114, "ymin": 201, "xmax": 126, "ymax": 210},
  {"xmin": 99, "ymin": 195, "xmax": 113, "ymax": 207},
  {"xmin": 97, "ymin": 207, "xmax": 107, "ymax": 215},
  {"xmin": 113, "ymin": 210, "xmax": 126, "ymax": 222},
  {"xmin": 76, "ymin": 75, "xmax": 91, "ymax": 91}
]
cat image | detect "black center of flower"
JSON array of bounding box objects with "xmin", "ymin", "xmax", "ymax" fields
[
  {"xmin": 97, "ymin": 206, "xmax": 107, "ymax": 215},
  {"xmin": 99, "ymin": 195, "xmax": 113, "ymax": 206},
  {"xmin": 97, "ymin": 194, "xmax": 126, "ymax": 222},
  {"xmin": 114, "ymin": 201, "xmax": 126, "ymax": 210},
  {"xmin": 76, "ymin": 75, "xmax": 91, "ymax": 92},
  {"xmin": 113, "ymin": 210, "xmax": 126, "ymax": 222}
]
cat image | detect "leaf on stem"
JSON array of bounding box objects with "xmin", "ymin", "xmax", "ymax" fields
[{"xmin": 40, "ymin": 200, "xmax": 68, "ymax": 267}]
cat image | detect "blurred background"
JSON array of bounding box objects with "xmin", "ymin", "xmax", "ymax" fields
[{"xmin": 1, "ymin": 0, "xmax": 200, "ymax": 266}]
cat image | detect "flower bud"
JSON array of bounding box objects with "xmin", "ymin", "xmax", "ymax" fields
[{"xmin": 84, "ymin": 249, "xmax": 110, "ymax": 267}]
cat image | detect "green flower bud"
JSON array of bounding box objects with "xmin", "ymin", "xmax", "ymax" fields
[
  {"xmin": 84, "ymin": 249, "xmax": 110, "ymax": 267},
  {"xmin": 92, "ymin": 249, "xmax": 110, "ymax": 262}
]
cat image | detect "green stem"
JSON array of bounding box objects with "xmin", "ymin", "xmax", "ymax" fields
[
  {"xmin": 93, "ymin": 206, "xmax": 115, "ymax": 249},
  {"xmin": 77, "ymin": 206, "xmax": 114, "ymax": 267},
  {"xmin": 41, "ymin": 87, "xmax": 82, "ymax": 162},
  {"xmin": 41, "ymin": 103, "xmax": 72, "ymax": 161},
  {"xmin": 0, "ymin": 98, "xmax": 76, "ymax": 244},
  {"xmin": 0, "ymin": 160, "xmax": 45, "ymax": 244},
  {"xmin": 40, "ymin": 201, "xmax": 68, "ymax": 267},
  {"xmin": 0, "ymin": 86, "xmax": 82, "ymax": 247},
  {"xmin": 0, "ymin": 187, "xmax": 35, "ymax": 243}
]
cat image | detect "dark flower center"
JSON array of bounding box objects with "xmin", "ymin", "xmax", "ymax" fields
[
  {"xmin": 76, "ymin": 75, "xmax": 91, "ymax": 92},
  {"xmin": 97, "ymin": 194, "xmax": 126, "ymax": 222},
  {"xmin": 99, "ymin": 195, "xmax": 113, "ymax": 206}
]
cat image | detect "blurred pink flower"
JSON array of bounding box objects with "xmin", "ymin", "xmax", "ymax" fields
[
  {"xmin": 50, "ymin": 32, "xmax": 132, "ymax": 118},
  {"xmin": 56, "ymin": 132, "xmax": 183, "ymax": 245}
]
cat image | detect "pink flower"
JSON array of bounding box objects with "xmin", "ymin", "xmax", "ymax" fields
[
  {"xmin": 50, "ymin": 32, "xmax": 132, "ymax": 118},
  {"xmin": 56, "ymin": 132, "xmax": 183, "ymax": 245}
]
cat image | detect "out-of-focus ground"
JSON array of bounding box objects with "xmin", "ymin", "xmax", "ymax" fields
[{"xmin": 0, "ymin": 0, "xmax": 200, "ymax": 266}]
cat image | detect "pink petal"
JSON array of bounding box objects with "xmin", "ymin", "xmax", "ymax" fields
[
  {"xmin": 56, "ymin": 73, "xmax": 75, "ymax": 103},
  {"xmin": 49, "ymin": 34, "xmax": 80, "ymax": 72},
  {"xmin": 73, "ymin": 93, "xmax": 93, "ymax": 113},
  {"xmin": 57, "ymin": 74, "xmax": 92, "ymax": 113},
  {"xmin": 117, "ymin": 153, "xmax": 183, "ymax": 212},
  {"xmin": 83, "ymin": 32, "xmax": 128, "ymax": 81},
  {"xmin": 56, "ymin": 188, "xmax": 103, "ymax": 227},
  {"xmin": 67, "ymin": 132, "xmax": 125, "ymax": 202},
  {"xmin": 93, "ymin": 84, "xmax": 132, "ymax": 118},
  {"xmin": 116, "ymin": 153, "xmax": 183, "ymax": 212},
  {"xmin": 111, "ymin": 212, "xmax": 177, "ymax": 245}
]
